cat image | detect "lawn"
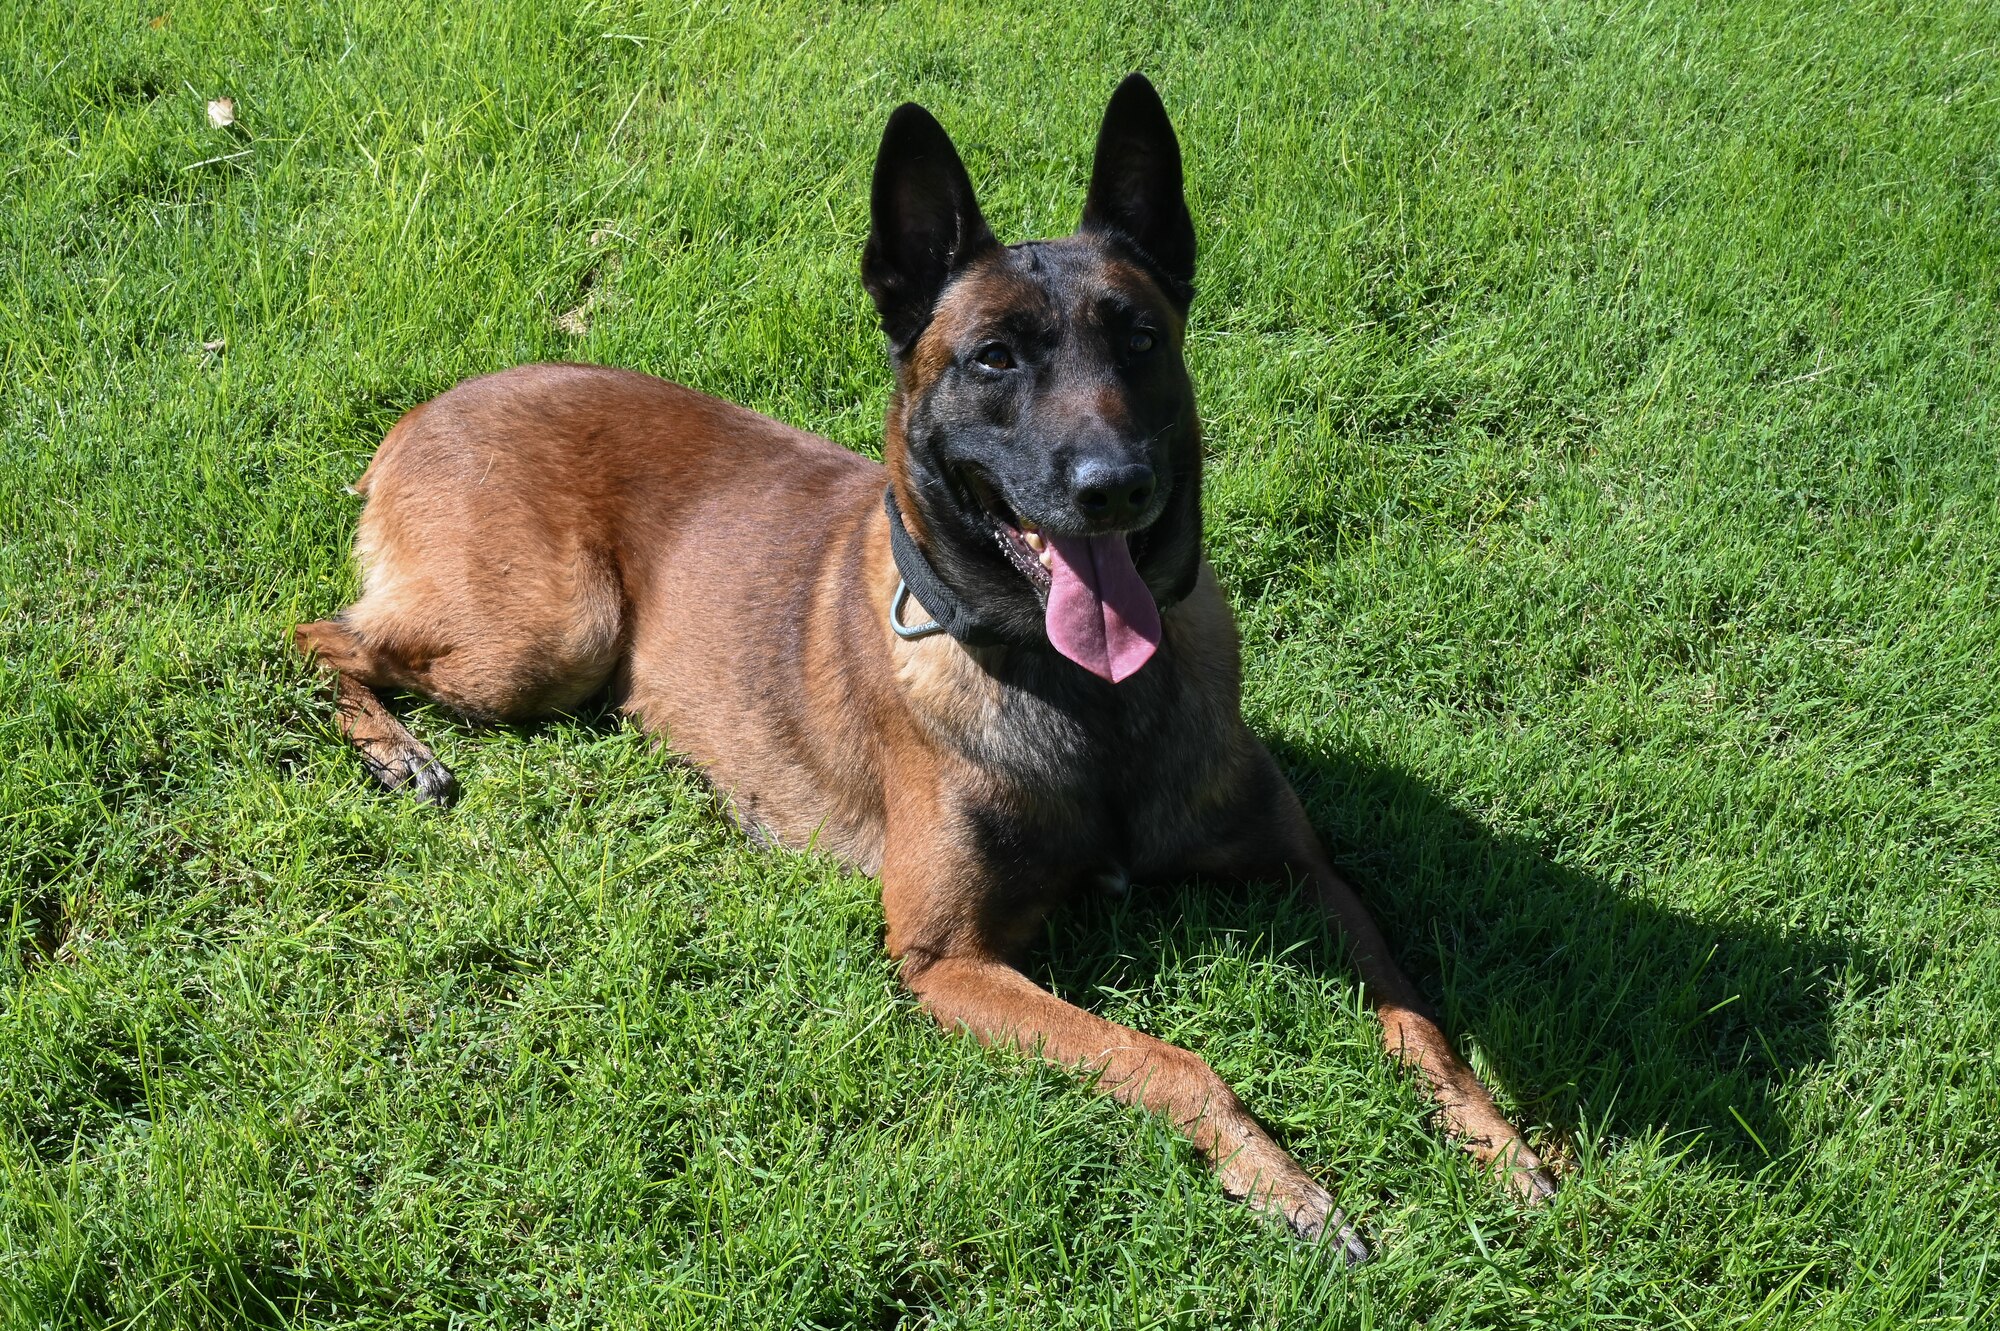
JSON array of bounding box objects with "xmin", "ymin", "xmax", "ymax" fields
[{"xmin": 4, "ymin": 0, "xmax": 1998, "ymax": 1325}]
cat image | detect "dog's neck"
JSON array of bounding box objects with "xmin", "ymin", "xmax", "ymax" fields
[{"xmin": 883, "ymin": 487, "xmax": 1011, "ymax": 647}]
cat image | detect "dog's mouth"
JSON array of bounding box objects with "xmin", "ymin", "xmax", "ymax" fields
[
  {"xmin": 958, "ymin": 469, "xmax": 1057, "ymax": 595},
  {"xmin": 954, "ymin": 467, "xmax": 1164, "ymax": 684}
]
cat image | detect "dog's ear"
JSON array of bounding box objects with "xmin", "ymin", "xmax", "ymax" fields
[
  {"xmin": 862, "ymin": 103, "xmax": 997, "ymax": 353},
  {"xmin": 1080, "ymin": 73, "xmax": 1195, "ymax": 309}
]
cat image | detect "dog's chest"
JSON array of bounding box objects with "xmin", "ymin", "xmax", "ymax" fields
[{"xmin": 948, "ymin": 646, "xmax": 1247, "ymax": 881}]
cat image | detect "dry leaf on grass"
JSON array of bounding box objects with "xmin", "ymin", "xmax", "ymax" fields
[
  {"xmin": 555, "ymin": 307, "xmax": 590, "ymax": 337},
  {"xmin": 207, "ymin": 98, "xmax": 235, "ymax": 129}
]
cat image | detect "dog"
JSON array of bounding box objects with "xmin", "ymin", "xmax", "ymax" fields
[{"xmin": 294, "ymin": 74, "xmax": 1554, "ymax": 1257}]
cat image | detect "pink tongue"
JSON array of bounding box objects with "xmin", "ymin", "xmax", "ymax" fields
[{"xmin": 1043, "ymin": 533, "xmax": 1162, "ymax": 683}]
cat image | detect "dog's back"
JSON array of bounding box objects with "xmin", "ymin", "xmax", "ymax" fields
[{"xmin": 308, "ymin": 362, "xmax": 883, "ymax": 724}]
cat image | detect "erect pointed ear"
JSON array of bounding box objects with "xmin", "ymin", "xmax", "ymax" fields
[
  {"xmin": 1080, "ymin": 73, "xmax": 1196, "ymax": 309},
  {"xmin": 861, "ymin": 103, "xmax": 997, "ymax": 353}
]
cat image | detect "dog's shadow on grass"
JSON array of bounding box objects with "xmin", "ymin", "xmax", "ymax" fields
[
  {"xmin": 422, "ymin": 695, "xmax": 1867, "ymax": 1171},
  {"xmin": 1040, "ymin": 735, "xmax": 1873, "ymax": 1175}
]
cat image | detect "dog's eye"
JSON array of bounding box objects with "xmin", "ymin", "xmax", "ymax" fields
[
  {"xmin": 974, "ymin": 344, "xmax": 1015, "ymax": 371},
  {"xmin": 1128, "ymin": 330, "xmax": 1157, "ymax": 355}
]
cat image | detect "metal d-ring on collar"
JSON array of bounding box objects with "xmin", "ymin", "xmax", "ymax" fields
[
  {"xmin": 889, "ymin": 579, "xmax": 943, "ymax": 640},
  {"xmin": 882, "ymin": 487, "xmax": 1012, "ymax": 648}
]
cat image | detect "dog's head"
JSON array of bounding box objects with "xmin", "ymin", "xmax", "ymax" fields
[{"xmin": 865, "ymin": 74, "xmax": 1202, "ymax": 682}]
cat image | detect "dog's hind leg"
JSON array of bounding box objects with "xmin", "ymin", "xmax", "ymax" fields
[{"xmin": 294, "ymin": 619, "xmax": 457, "ymax": 804}]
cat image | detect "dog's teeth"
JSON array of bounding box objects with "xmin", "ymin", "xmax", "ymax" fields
[
  {"xmin": 1020, "ymin": 519, "xmax": 1039, "ymax": 534},
  {"xmin": 1038, "ymin": 548, "xmax": 1053, "ymax": 569},
  {"xmin": 1023, "ymin": 531, "xmax": 1045, "ymax": 552}
]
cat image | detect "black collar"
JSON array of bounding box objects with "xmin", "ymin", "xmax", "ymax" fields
[
  {"xmin": 884, "ymin": 487, "xmax": 1011, "ymax": 645},
  {"xmin": 882, "ymin": 487, "xmax": 1198, "ymax": 648}
]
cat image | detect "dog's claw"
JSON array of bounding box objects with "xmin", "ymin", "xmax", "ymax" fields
[
  {"xmin": 1326, "ymin": 1211, "xmax": 1371, "ymax": 1265},
  {"xmin": 1278, "ymin": 1189, "xmax": 1370, "ymax": 1263},
  {"xmin": 407, "ymin": 754, "xmax": 458, "ymax": 805},
  {"xmin": 360, "ymin": 742, "xmax": 458, "ymax": 806},
  {"xmin": 1290, "ymin": 1207, "xmax": 1369, "ymax": 1265},
  {"xmin": 1497, "ymin": 1145, "xmax": 1559, "ymax": 1205}
]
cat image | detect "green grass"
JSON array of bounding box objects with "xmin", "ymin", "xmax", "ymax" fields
[{"xmin": 3, "ymin": 0, "xmax": 1998, "ymax": 1324}]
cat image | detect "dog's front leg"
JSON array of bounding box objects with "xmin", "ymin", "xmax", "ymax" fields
[
  {"xmin": 1201, "ymin": 748, "xmax": 1558, "ymax": 1203},
  {"xmin": 900, "ymin": 952, "xmax": 1370, "ymax": 1259},
  {"xmin": 1307, "ymin": 853, "xmax": 1558, "ymax": 1203},
  {"xmin": 880, "ymin": 830, "xmax": 1368, "ymax": 1259}
]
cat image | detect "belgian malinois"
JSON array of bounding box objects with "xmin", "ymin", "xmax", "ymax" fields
[{"xmin": 295, "ymin": 74, "xmax": 1554, "ymax": 1256}]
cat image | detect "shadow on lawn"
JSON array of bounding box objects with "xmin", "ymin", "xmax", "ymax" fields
[
  {"xmin": 398, "ymin": 693, "xmax": 1868, "ymax": 1171},
  {"xmin": 1043, "ymin": 734, "xmax": 1874, "ymax": 1175}
]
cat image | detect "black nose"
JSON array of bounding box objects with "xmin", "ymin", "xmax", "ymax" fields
[{"xmin": 1071, "ymin": 458, "xmax": 1157, "ymax": 527}]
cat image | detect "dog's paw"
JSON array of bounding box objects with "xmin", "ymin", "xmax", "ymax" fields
[
  {"xmin": 361, "ymin": 741, "xmax": 458, "ymax": 806},
  {"xmin": 1261, "ymin": 1180, "xmax": 1370, "ymax": 1264},
  {"xmin": 1497, "ymin": 1143, "xmax": 1559, "ymax": 1205},
  {"xmin": 1300, "ymin": 1207, "xmax": 1371, "ymax": 1266},
  {"xmin": 1290, "ymin": 1204, "xmax": 1370, "ymax": 1265},
  {"xmin": 405, "ymin": 752, "xmax": 459, "ymax": 805},
  {"xmin": 1514, "ymin": 1164, "xmax": 1559, "ymax": 1205}
]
